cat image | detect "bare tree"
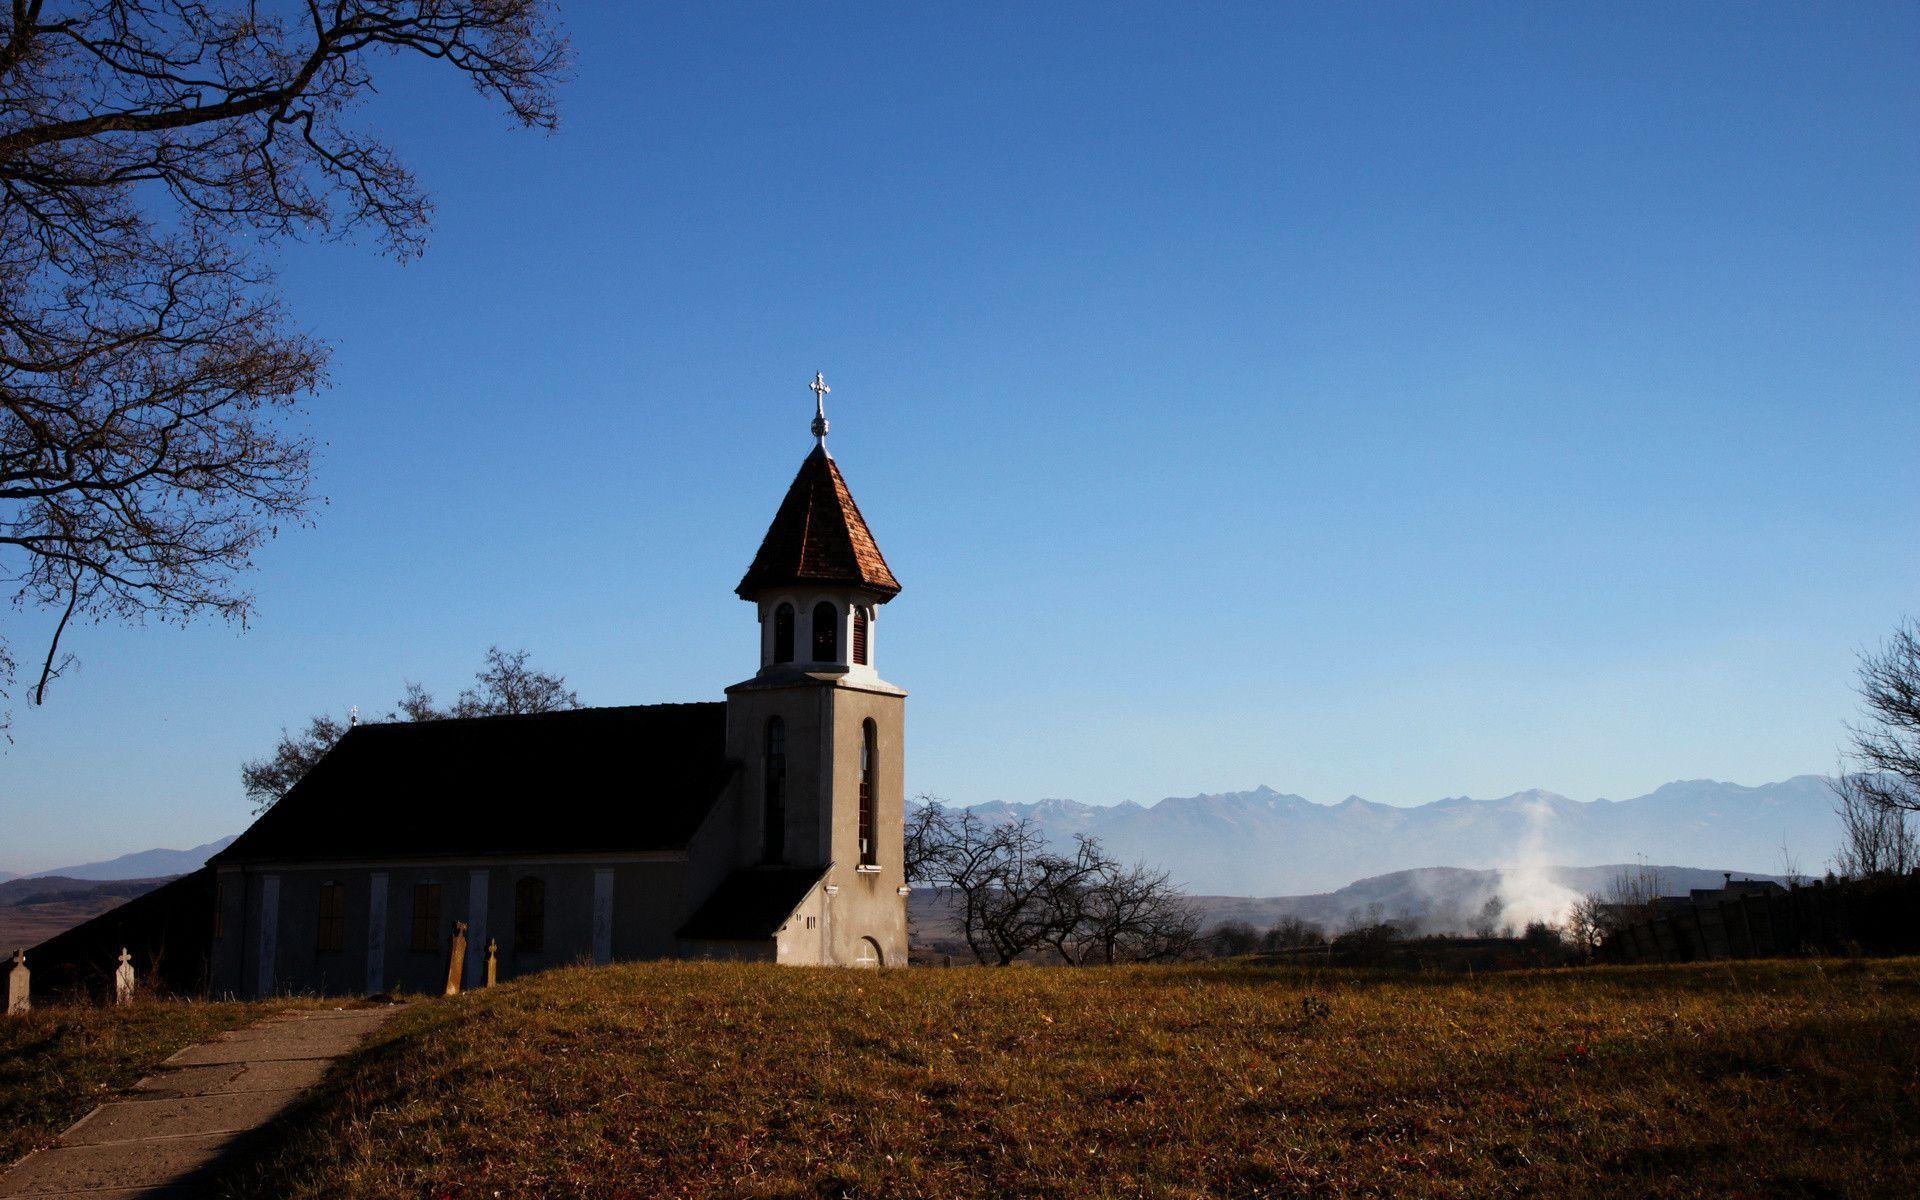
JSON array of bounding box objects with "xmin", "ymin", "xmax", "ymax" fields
[
  {"xmin": 967, "ymin": 820, "xmax": 1089, "ymax": 966},
  {"xmin": 904, "ymin": 798, "xmax": 950, "ymax": 888},
  {"xmin": 1205, "ymin": 921, "xmax": 1261, "ymax": 958},
  {"xmin": 1605, "ymin": 862, "xmax": 1667, "ymax": 924},
  {"xmin": 1471, "ymin": 894, "xmax": 1506, "ymax": 938},
  {"xmin": 1563, "ymin": 893, "xmax": 1607, "ymax": 958},
  {"xmin": 900, "ymin": 805, "xmax": 1041, "ymax": 965},
  {"xmin": 1842, "ymin": 619, "xmax": 1920, "ymax": 815},
  {"xmin": 903, "ymin": 805, "xmax": 1196, "ymax": 966},
  {"xmin": 241, "ymin": 644, "xmax": 577, "ymax": 812},
  {"xmin": 1061, "ymin": 858, "xmax": 1197, "ymax": 965},
  {"xmin": 447, "ymin": 645, "xmax": 578, "ymax": 717},
  {"xmin": 1, "ymin": 2, "xmax": 567, "ymax": 727},
  {"xmin": 240, "ymin": 710, "xmax": 348, "ymax": 814},
  {"xmin": 1830, "ymin": 769, "xmax": 1919, "ymax": 879},
  {"xmin": 1259, "ymin": 916, "xmax": 1325, "ymax": 952}
]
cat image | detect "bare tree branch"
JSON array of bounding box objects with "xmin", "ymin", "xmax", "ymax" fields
[{"xmin": 1, "ymin": 2, "xmax": 568, "ymax": 730}]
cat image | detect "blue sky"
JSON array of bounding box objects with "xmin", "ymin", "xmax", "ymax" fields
[{"xmin": 3, "ymin": 2, "xmax": 1917, "ymax": 873}]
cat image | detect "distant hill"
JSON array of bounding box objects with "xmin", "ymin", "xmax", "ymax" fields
[
  {"xmin": 0, "ymin": 875, "xmax": 178, "ymax": 952},
  {"xmin": 1186, "ymin": 864, "xmax": 1788, "ymax": 934},
  {"xmin": 962, "ymin": 777, "xmax": 1837, "ymax": 894},
  {"xmin": 28, "ymin": 836, "xmax": 236, "ymax": 881},
  {"xmin": 909, "ymin": 863, "xmax": 1784, "ymax": 944}
]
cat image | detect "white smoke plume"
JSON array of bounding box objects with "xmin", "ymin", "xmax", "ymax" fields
[{"xmin": 1494, "ymin": 794, "xmax": 1581, "ymax": 930}]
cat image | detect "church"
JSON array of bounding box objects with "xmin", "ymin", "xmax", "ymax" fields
[{"xmin": 208, "ymin": 377, "xmax": 909, "ymax": 996}]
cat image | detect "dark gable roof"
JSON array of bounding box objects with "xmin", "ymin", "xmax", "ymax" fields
[
  {"xmin": 676, "ymin": 866, "xmax": 827, "ymax": 941},
  {"xmin": 736, "ymin": 445, "xmax": 901, "ymax": 600},
  {"xmin": 213, "ymin": 704, "xmax": 733, "ymax": 866}
]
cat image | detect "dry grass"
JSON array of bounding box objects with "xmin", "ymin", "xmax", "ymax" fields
[
  {"xmin": 221, "ymin": 959, "xmax": 1920, "ymax": 1199},
  {"xmin": 0, "ymin": 996, "xmax": 293, "ymax": 1165}
]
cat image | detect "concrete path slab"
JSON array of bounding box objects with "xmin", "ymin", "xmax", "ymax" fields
[
  {"xmin": 63, "ymin": 1089, "xmax": 310, "ymax": 1146},
  {"xmin": 132, "ymin": 1058, "xmax": 330, "ymax": 1099},
  {"xmin": 0, "ymin": 1005, "xmax": 402, "ymax": 1199}
]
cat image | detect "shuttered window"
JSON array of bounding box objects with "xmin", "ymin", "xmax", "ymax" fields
[
  {"xmin": 773, "ymin": 603, "xmax": 795, "ymax": 663},
  {"xmin": 859, "ymin": 720, "xmax": 877, "ymax": 865},
  {"xmin": 410, "ymin": 883, "xmax": 441, "ymax": 952},
  {"xmin": 515, "ymin": 877, "xmax": 546, "ymax": 953},
  {"xmin": 812, "ymin": 601, "xmax": 838, "ymax": 662},
  {"xmin": 852, "ymin": 607, "xmax": 869, "ymax": 666},
  {"xmin": 316, "ymin": 882, "xmax": 346, "ymax": 953}
]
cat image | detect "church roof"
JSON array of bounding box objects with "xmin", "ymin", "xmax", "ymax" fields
[
  {"xmin": 736, "ymin": 446, "xmax": 901, "ymax": 600},
  {"xmin": 676, "ymin": 865, "xmax": 828, "ymax": 941},
  {"xmin": 212, "ymin": 704, "xmax": 733, "ymax": 866}
]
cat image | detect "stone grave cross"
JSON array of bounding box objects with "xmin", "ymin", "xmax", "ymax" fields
[
  {"xmin": 445, "ymin": 921, "xmax": 468, "ymax": 996},
  {"xmin": 114, "ymin": 947, "xmax": 135, "ymax": 1005},
  {"xmin": 6, "ymin": 949, "xmax": 26, "ymax": 1016}
]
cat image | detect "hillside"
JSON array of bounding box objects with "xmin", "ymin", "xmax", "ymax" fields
[
  {"xmin": 212, "ymin": 959, "xmax": 1919, "ymax": 1199},
  {"xmin": 0, "ymin": 877, "xmax": 175, "ymax": 952},
  {"xmin": 1185, "ymin": 864, "xmax": 1787, "ymax": 934},
  {"xmin": 24, "ymin": 837, "xmax": 236, "ymax": 882},
  {"xmin": 964, "ymin": 777, "xmax": 1837, "ymax": 893}
]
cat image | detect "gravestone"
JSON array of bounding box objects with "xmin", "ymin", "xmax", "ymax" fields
[
  {"xmin": 6, "ymin": 950, "xmax": 26, "ymax": 1016},
  {"xmin": 485, "ymin": 938, "xmax": 498, "ymax": 987},
  {"xmin": 114, "ymin": 947, "xmax": 136, "ymax": 1005},
  {"xmin": 444, "ymin": 921, "xmax": 468, "ymax": 996}
]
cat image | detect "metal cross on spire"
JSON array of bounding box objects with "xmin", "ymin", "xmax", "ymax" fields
[{"xmin": 810, "ymin": 371, "xmax": 832, "ymax": 452}]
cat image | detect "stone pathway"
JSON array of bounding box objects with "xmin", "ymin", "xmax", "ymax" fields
[{"xmin": 0, "ymin": 1006, "xmax": 401, "ymax": 1199}]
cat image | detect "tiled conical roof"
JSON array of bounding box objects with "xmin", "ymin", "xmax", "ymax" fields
[{"xmin": 736, "ymin": 446, "xmax": 901, "ymax": 600}]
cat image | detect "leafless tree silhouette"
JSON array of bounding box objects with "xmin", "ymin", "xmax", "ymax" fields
[
  {"xmin": 1, "ymin": 2, "xmax": 567, "ymax": 728},
  {"xmin": 906, "ymin": 802, "xmax": 1196, "ymax": 965},
  {"xmin": 241, "ymin": 644, "xmax": 576, "ymax": 811},
  {"xmin": 1843, "ymin": 619, "xmax": 1920, "ymax": 815}
]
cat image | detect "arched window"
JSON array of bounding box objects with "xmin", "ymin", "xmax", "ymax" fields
[
  {"xmin": 851, "ymin": 607, "xmax": 870, "ymax": 666},
  {"xmin": 812, "ymin": 601, "xmax": 839, "ymax": 662},
  {"xmin": 859, "ymin": 719, "xmax": 877, "ymax": 865},
  {"xmin": 514, "ymin": 877, "xmax": 546, "ymax": 953},
  {"xmin": 764, "ymin": 717, "xmax": 787, "ymax": 863},
  {"xmin": 772, "ymin": 603, "xmax": 795, "ymax": 664}
]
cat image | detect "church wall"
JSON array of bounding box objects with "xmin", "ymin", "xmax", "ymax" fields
[
  {"xmin": 774, "ymin": 883, "xmax": 831, "ymax": 965},
  {"xmin": 722, "ymin": 675, "xmax": 909, "ymax": 966},
  {"xmin": 609, "ymin": 860, "xmax": 691, "ymax": 960},
  {"xmin": 725, "ymin": 679, "xmax": 833, "ymax": 868},
  {"xmin": 681, "ymin": 773, "xmax": 743, "ymax": 913},
  {"xmin": 211, "ymin": 867, "xmax": 246, "ymax": 996},
  {"xmin": 821, "ymin": 687, "xmax": 909, "ymax": 968},
  {"xmin": 216, "ymin": 855, "xmax": 698, "ymax": 998}
]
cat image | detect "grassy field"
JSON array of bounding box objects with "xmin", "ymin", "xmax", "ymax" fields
[
  {"xmin": 214, "ymin": 958, "xmax": 1920, "ymax": 1199},
  {"xmin": 0, "ymin": 996, "xmax": 294, "ymax": 1165}
]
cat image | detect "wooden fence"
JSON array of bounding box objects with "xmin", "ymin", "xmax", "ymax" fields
[{"xmin": 1599, "ymin": 872, "xmax": 1920, "ymax": 964}]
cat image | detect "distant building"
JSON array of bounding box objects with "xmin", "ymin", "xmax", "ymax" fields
[
  {"xmin": 1650, "ymin": 873, "xmax": 1786, "ymax": 917},
  {"xmin": 208, "ymin": 379, "xmax": 909, "ymax": 996}
]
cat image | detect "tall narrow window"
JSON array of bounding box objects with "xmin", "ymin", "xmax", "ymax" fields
[
  {"xmin": 514, "ymin": 877, "xmax": 546, "ymax": 953},
  {"xmin": 812, "ymin": 601, "xmax": 839, "ymax": 662},
  {"xmin": 410, "ymin": 883, "xmax": 441, "ymax": 952},
  {"xmin": 773, "ymin": 603, "xmax": 795, "ymax": 663},
  {"xmin": 859, "ymin": 719, "xmax": 877, "ymax": 865},
  {"xmin": 764, "ymin": 717, "xmax": 787, "ymax": 863},
  {"xmin": 852, "ymin": 607, "xmax": 869, "ymax": 666},
  {"xmin": 316, "ymin": 882, "xmax": 345, "ymax": 952}
]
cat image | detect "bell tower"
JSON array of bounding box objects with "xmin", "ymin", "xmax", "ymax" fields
[{"xmin": 724, "ymin": 374, "xmax": 907, "ymax": 965}]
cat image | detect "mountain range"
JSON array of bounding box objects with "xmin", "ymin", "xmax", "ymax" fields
[
  {"xmin": 963, "ymin": 776, "xmax": 1838, "ymax": 895},
  {"xmin": 17, "ymin": 836, "xmax": 237, "ymax": 882},
  {"xmin": 7, "ymin": 778, "xmax": 1840, "ymax": 899}
]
